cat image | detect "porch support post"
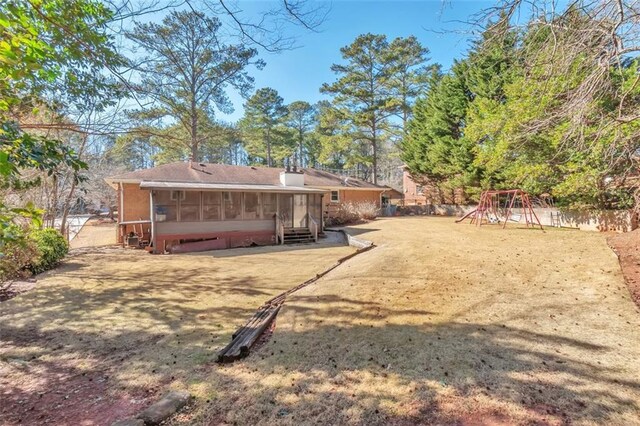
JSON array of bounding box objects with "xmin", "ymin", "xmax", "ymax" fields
[
  {"xmin": 320, "ymin": 194, "xmax": 324, "ymax": 233},
  {"xmin": 150, "ymin": 190, "xmax": 157, "ymax": 254},
  {"xmin": 119, "ymin": 183, "xmax": 125, "ymax": 247}
]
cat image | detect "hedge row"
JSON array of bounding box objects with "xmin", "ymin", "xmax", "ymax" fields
[{"xmin": 0, "ymin": 228, "xmax": 68, "ymax": 283}]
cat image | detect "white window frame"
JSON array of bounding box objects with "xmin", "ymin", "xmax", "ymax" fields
[{"xmin": 330, "ymin": 190, "xmax": 340, "ymax": 203}]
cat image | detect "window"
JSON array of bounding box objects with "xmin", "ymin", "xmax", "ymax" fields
[
  {"xmin": 416, "ymin": 185, "xmax": 424, "ymax": 195},
  {"xmin": 330, "ymin": 190, "xmax": 340, "ymax": 202},
  {"xmin": 262, "ymin": 193, "xmax": 277, "ymax": 218},
  {"xmin": 223, "ymin": 192, "xmax": 242, "ymax": 220},
  {"xmin": 154, "ymin": 191, "xmax": 177, "ymax": 222},
  {"xmin": 179, "ymin": 191, "xmax": 200, "ymax": 221},
  {"xmin": 202, "ymin": 192, "xmax": 221, "ymax": 221},
  {"xmin": 244, "ymin": 193, "xmax": 260, "ymax": 219}
]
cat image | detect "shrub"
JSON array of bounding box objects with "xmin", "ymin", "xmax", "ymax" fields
[
  {"xmin": 326, "ymin": 202, "xmax": 379, "ymax": 226},
  {"xmin": 29, "ymin": 228, "xmax": 68, "ymax": 274},
  {"xmin": 353, "ymin": 201, "xmax": 378, "ymax": 220},
  {"xmin": 0, "ymin": 226, "xmax": 38, "ymax": 284}
]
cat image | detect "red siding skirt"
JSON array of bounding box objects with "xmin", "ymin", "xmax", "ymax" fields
[{"xmin": 156, "ymin": 230, "xmax": 276, "ymax": 254}]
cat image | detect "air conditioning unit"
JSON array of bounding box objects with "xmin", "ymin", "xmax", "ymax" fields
[{"xmin": 170, "ymin": 190, "xmax": 185, "ymax": 201}]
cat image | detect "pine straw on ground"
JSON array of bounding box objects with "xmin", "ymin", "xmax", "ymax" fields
[
  {"xmin": 0, "ymin": 242, "xmax": 354, "ymax": 425},
  {"xmin": 171, "ymin": 217, "xmax": 639, "ymax": 426}
]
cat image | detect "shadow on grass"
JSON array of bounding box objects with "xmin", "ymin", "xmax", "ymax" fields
[
  {"xmin": 205, "ymin": 316, "xmax": 639, "ymax": 425},
  {"xmin": 2, "ymin": 247, "xmax": 638, "ymax": 426},
  {"xmin": 2, "ymin": 288, "xmax": 638, "ymax": 425},
  {"xmin": 0, "ymin": 262, "xmax": 283, "ymax": 426}
]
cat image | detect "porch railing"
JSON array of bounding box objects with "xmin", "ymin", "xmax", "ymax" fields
[
  {"xmin": 275, "ymin": 213, "xmax": 285, "ymax": 245},
  {"xmin": 308, "ymin": 213, "xmax": 319, "ymax": 243}
]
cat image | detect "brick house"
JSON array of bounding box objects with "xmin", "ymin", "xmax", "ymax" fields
[
  {"xmin": 402, "ymin": 168, "xmax": 428, "ymax": 206},
  {"xmin": 107, "ymin": 162, "xmax": 388, "ymax": 253}
]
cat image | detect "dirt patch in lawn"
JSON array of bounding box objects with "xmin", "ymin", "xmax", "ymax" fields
[
  {"xmin": 0, "ymin": 242, "xmax": 354, "ymax": 426},
  {"xmin": 608, "ymin": 229, "xmax": 640, "ymax": 308},
  {"xmin": 171, "ymin": 217, "xmax": 640, "ymax": 426}
]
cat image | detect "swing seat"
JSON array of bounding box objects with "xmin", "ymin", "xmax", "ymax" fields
[{"xmin": 508, "ymin": 214, "xmax": 522, "ymax": 222}]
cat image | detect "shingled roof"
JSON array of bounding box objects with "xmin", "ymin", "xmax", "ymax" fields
[{"xmin": 108, "ymin": 162, "xmax": 386, "ymax": 190}]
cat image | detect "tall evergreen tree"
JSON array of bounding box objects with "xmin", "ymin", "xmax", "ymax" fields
[
  {"xmin": 402, "ymin": 60, "xmax": 476, "ymax": 198},
  {"xmin": 386, "ymin": 36, "xmax": 431, "ymax": 135},
  {"xmin": 315, "ymin": 101, "xmax": 357, "ymax": 171},
  {"xmin": 239, "ymin": 88, "xmax": 289, "ymax": 167},
  {"xmin": 127, "ymin": 11, "xmax": 263, "ymax": 162},
  {"xmin": 321, "ymin": 34, "xmax": 396, "ymax": 184},
  {"xmin": 285, "ymin": 101, "xmax": 317, "ymax": 168}
]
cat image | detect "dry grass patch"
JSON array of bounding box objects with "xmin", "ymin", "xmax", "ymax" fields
[
  {"xmin": 0, "ymin": 242, "xmax": 354, "ymax": 425},
  {"xmin": 184, "ymin": 217, "xmax": 640, "ymax": 425},
  {"xmin": 69, "ymin": 219, "xmax": 117, "ymax": 249}
]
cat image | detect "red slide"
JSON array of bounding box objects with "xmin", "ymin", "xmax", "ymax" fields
[{"xmin": 455, "ymin": 209, "xmax": 477, "ymax": 223}]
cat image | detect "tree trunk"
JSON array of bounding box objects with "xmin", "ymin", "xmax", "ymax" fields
[
  {"xmin": 266, "ymin": 128, "xmax": 272, "ymax": 167},
  {"xmin": 372, "ymin": 118, "xmax": 378, "ymax": 185},
  {"xmin": 299, "ymin": 128, "xmax": 304, "ymax": 168},
  {"xmin": 59, "ymin": 179, "xmax": 77, "ymax": 240},
  {"xmin": 190, "ymin": 97, "xmax": 198, "ymax": 162}
]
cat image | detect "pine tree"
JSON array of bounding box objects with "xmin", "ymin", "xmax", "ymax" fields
[
  {"xmin": 127, "ymin": 11, "xmax": 263, "ymax": 162},
  {"xmin": 285, "ymin": 101, "xmax": 317, "ymax": 167},
  {"xmin": 239, "ymin": 88, "xmax": 288, "ymax": 167}
]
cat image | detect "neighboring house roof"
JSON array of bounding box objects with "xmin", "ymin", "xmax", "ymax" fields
[
  {"xmin": 108, "ymin": 162, "xmax": 388, "ymax": 191},
  {"xmin": 383, "ymin": 188, "xmax": 404, "ymax": 198}
]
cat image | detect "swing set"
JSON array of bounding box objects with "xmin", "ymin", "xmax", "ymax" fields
[{"xmin": 456, "ymin": 189, "xmax": 544, "ymax": 230}]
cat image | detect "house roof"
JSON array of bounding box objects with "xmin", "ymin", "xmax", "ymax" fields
[
  {"xmin": 139, "ymin": 181, "xmax": 328, "ymax": 193},
  {"xmin": 108, "ymin": 162, "xmax": 388, "ymax": 191}
]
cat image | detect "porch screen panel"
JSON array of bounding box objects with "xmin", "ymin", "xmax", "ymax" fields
[
  {"xmin": 244, "ymin": 193, "xmax": 260, "ymax": 219},
  {"xmin": 202, "ymin": 192, "xmax": 221, "ymax": 221},
  {"xmin": 180, "ymin": 191, "xmax": 200, "ymax": 221},
  {"xmin": 154, "ymin": 190, "xmax": 177, "ymax": 222},
  {"xmin": 309, "ymin": 194, "xmax": 322, "ymax": 221},
  {"xmin": 278, "ymin": 194, "xmax": 293, "ymax": 227},
  {"xmin": 262, "ymin": 193, "xmax": 277, "ymax": 218},
  {"xmin": 223, "ymin": 192, "xmax": 242, "ymax": 220}
]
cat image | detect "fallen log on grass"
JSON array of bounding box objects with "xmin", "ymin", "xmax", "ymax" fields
[
  {"xmin": 217, "ymin": 306, "xmax": 280, "ymax": 363},
  {"xmin": 217, "ymin": 241, "xmax": 376, "ymax": 364}
]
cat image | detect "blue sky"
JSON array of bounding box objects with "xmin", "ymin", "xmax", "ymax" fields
[{"xmin": 218, "ymin": 0, "xmax": 493, "ymax": 122}]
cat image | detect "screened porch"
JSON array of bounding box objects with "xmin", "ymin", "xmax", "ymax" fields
[{"xmin": 142, "ymin": 182, "xmax": 327, "ymax": 252}]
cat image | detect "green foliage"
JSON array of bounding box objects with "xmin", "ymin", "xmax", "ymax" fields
[
  {"xmin": 402, "ymin": 9, "xmax": 639, "ymax": 209},
  {"xmin": 239, "ymin": 87, "xmax": 290, "ymax": 166},
  {"xmin": 321, "ymin": 34, "xmax": 429, "ymax": 183},
  {"xmin": 315, "ymin": 101, "xmax": 355, "ymax": 169},
  {"xmin": 285, "ymin": 101, "xmax": 317, "ymax": 167},
  {"xmin": 28, "ymin": 228, "xmax": 68, "ymax": 274},
  {"xmin": 127, "ymin": 11, "xmax": 263, "ymax": 161},
  {"xmin": 0, "ymin": 225, "xmax": 39, "ymax": 283},
  {"xmin": 0, "ymin": 121, "xmax": 87, "ymax": 189},
  {"xmin": 0, "ymin": 121, "xmax": 86, "ymax": 246},
  {"xmin": 0, "ymin": 0, "xmax": 123, "ymax": 112},
  {"xmin": 0, "ymin": 226, "xmax": 67, "ymax": 282},
  {"xmin": 402, "ymin": 60, "xmax": 478, "ymax": 198},
  {"xmin": 0, "ymin": 0, "xmax": 113, "ymax": 248}
]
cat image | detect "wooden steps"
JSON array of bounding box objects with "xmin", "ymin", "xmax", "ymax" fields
[{"xmin": 283, "ymin": 227, "xmax": 314, "ymax": 244}]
